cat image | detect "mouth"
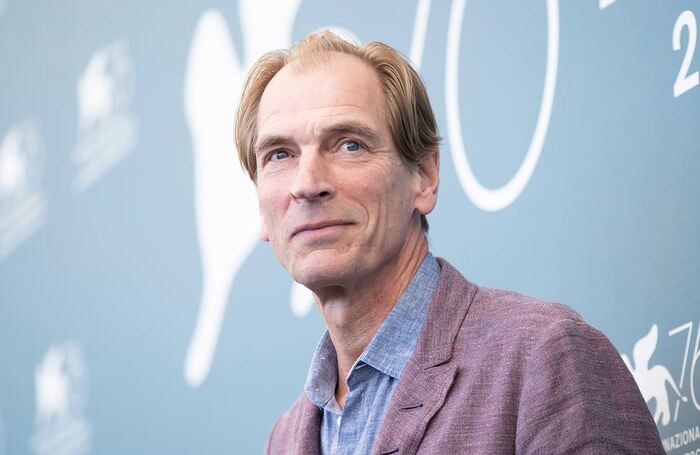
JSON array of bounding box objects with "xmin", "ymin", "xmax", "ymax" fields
[{"xmin": 291, "ymin": 220, "xmax": 353, "ymax": 238}]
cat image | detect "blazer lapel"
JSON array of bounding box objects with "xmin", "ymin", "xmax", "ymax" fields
[
  {"xmin": 293, "ymin": 397, "xmax": 322, "ymax": 455},
  {"xmin": 372, "ymin": 360, "xmax": 458, "ymax": 455},
  {"xmin": 372, "ymin": 258, "xmax": 478, "ymax": 455}
]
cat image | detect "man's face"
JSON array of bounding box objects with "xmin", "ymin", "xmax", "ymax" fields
[{"xmin": 254, "ymin": 53, "xmax": 434, "ymax": 290}]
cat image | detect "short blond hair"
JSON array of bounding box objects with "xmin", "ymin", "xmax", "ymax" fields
[{"xmin": 235, "ymin": 31, "xmax": 440, "ymax": 230}]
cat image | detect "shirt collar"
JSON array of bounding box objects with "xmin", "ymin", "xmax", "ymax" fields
[
  {"xmin": 357, "ymin": 252, "xmax": 440, "ymax": 379},
  {"xmin": 304, "ymin": 330, "xmax": 339, "ymax": 410},
  {"xmin": 304, "ymin": 252, "xmax": 440, "ymax": 408}
]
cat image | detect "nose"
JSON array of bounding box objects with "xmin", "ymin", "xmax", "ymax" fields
[{"xmin": 289, "ymin": 151, "xmax": 334, "ymax": 202}]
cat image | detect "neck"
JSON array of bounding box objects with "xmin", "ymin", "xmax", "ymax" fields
[{"xmin": 313, "ymin": 226, "xmax": 429, "ymax": 408}]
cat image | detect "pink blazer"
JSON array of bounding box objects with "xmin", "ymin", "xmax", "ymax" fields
[{"xmin": 265, "ymin": 259, "xmax": 663, "ymax": 454}]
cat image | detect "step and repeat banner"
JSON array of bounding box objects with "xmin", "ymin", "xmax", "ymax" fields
[{"xmin": 1, "ymin": 0, "xmax": 699, "ymax": 453}]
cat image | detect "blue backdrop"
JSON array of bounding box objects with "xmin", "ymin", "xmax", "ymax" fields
[{"xmin": 1, "ymin": 0, "xmax": 699, "ymax": 453}]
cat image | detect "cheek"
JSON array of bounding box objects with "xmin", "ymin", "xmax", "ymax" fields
[
  {"xmin": 380, "ymin": 167, "xmax": 415, "ymax": 203},
  {"xmin": 357, "ymin": 174, "xmax": 414, "ymax": 228},
  {"xmin": 257, "ymin": 188, "xmax": 284, "ymax": 235}
]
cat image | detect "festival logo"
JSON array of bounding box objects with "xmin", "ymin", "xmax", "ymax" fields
[
  {"xmin": 622, "ymin": 322, "xmax": 700, "ymax": 452},
  {"xmin": 622, "ymin": 324, "xmax": 688, "ymax": 425},
  {"xmin": 0, "ymin": 120, "xmax": 47, "ymax": 261},
  {"xmin": 30, "ymin": 342, "xmax": 92, "ymax": 455},
  {"xmin": 72, "ymin": 39, "xmax": 138, "ymax": 192}
]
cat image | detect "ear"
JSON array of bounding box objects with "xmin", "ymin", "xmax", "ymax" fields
[{"xmin": 413, "ymin": 149, "xmax": 439, "ymax": 216}]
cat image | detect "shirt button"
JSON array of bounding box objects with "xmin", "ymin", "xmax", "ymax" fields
[{"xmin": 336, "ymin": 416, "xmax": 341, "ymax": 426}]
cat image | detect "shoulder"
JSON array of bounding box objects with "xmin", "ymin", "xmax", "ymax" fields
[
  {"xmin": 440, "ymin": 267, "xmax": 584, "ymax": 344},
  {"xmin": 436, "ymin": 257, "xmax": 582, "ymax": 332},
  {"xmin": 433, "ymin": 259, "xmax": 662, "ymax": 451},
  {"xmin": 465, "ymin": 281, "xmax": 622, "ymax": 364},
  {"xmin": 471, "ymin": 284, "xmax": 583, "ymax": 328},
  {"xmin": 437, "ymin": 258, "xmax": 623, "ymax": 375},
  {"xmin": 456, "ymin": 286, "xmax": 603, "ymax": 375}
]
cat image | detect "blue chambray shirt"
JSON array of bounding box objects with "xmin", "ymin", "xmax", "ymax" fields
[{"xmin": 304, "ymin": 253, "xmax": 440, "ymax": 455}]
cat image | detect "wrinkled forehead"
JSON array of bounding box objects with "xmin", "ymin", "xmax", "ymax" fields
[{"xmin": 256, "ymin": 52, "xmax": 387, "ymax": 137}]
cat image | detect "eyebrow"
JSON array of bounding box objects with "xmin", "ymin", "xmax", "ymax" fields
[
  {"xmin": 255, "ymin": 135, "xmax": 290, "ymax": 156},
  {"xmin": 322, "ymin": 122, "xmax": 382, "ymax": 144},
  {"xmin": 255, "ymin": 121, "xmax": 382, "ymax": 156}
]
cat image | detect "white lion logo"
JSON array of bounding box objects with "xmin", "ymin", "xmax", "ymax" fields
[
  {"xmin": 183, "ymin": 0, "xmax": 309, "ymax": 388},
  {"xmin": 621, "ymin": 324, "xmax": 688, "ymax": 426}
]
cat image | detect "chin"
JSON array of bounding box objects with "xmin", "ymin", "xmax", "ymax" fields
[{"xmin": 288, "ymin": 252, "xmax": 354, "ymax": 291}]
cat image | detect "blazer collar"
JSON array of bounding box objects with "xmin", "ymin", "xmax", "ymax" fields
[{"xmin": 415, "ymin": 258, "xmax": 477, "ymax": 369}]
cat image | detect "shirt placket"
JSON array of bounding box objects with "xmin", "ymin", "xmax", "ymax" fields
[{"xmin": 332, "ymin": 364, "xmax": 372, "ymax": 455}]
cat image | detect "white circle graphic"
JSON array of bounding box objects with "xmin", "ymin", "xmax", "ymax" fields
[{"xmin": 446, "ymin": 0, "xmax": 559, "ymax": 211}]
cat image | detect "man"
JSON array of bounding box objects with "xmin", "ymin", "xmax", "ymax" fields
[{"xmin": 235, "ymin": 32, "xmax": 663, "ymax": 454}]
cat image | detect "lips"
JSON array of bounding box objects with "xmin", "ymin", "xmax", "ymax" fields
[{"xmin": 291, "ymin": 220, "xmax": 353, "ymax": 238}]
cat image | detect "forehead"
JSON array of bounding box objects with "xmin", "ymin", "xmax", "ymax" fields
[{"xmin": 256, "ymin": 53, "xmax": 387, "ymax": 141}]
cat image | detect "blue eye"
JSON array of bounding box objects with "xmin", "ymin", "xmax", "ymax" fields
[
  {"xmin": 341, "ymin": 141, "xmax": 361, "ymax": 152},
  {"xmin": 270, "ymin": 150, "xmax": 290, "ymax": 161}
]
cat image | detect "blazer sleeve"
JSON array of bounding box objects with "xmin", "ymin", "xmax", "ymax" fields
[{"xmin": 514, "ymin": 317, "xmax": 664, "ymax": 454}]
